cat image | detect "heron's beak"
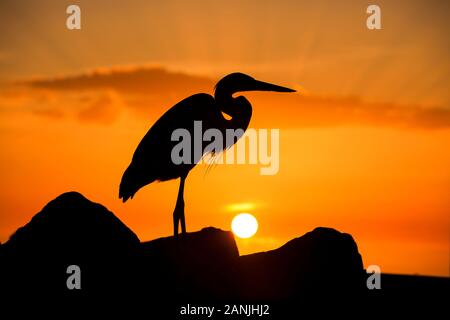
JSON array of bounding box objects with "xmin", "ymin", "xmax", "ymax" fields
[{"xmin": 250, "ymin": 79, "xmax": 296, "ymax": 93}]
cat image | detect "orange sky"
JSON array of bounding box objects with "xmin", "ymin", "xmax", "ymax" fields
[{"xmin": 0, "ymin": 0, "xmax": 449, "ymax": 277}]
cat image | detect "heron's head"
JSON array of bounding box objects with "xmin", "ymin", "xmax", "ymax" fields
[{"xmin": 214, "ymin": 72, "xmax": 296, "ymax": 98}]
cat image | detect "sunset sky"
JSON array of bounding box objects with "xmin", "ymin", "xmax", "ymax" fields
[{"xmin": 0, "ymin": 0, "xmax": 449, "ymax": 276}]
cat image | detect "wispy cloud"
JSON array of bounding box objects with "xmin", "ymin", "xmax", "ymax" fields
[
  {"xmin": 1, "ymin": 66, "xmax": 449, "ymax": 129},
  {"xmin": 250, "ymin": 93, "xmax": 450, "ymax": 129},
  {"xmin": 25, "ymin": 66, "xmax": 213, "ymax": 95}
]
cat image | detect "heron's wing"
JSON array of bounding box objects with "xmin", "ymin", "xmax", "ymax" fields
[{"xmin": 123, "ymin": 94, "xmax": 220, "ymax": 184}]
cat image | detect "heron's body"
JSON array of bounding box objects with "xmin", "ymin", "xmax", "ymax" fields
[
  {"xmin": 119, "ymin": 93, "xmax": 252, "ymax": 201},
  {"xmin": 119, "ymin": 73, "xmax": 294, "ymax": 235}
]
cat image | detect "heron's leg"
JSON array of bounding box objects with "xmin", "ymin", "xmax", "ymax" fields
[
  {"xmin": 173, "ymin": 210, "xmax": 179, "ymax": 236},
  {"xmin": 179, "ymin": 175, "xmax": 187, "ymax": 234},
  {"xmin": 173, "ymin": 175, "xmax": 186, "ymax": 236}
]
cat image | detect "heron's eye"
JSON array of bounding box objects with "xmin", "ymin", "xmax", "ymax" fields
[{"xmin": 221, "ymin": 111, "xmax": 232, "ymax": 120}]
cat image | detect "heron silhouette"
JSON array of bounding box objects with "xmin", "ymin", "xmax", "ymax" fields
[{"xmin": 119, "ymin": 73, "xmax": 295, "ymax": 236}]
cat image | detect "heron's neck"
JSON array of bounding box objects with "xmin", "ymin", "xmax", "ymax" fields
[{"xmin": 214, "ymin": 88, "xmax": 235, "ymax": 115}]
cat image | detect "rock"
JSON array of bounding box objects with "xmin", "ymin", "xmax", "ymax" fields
[
  {"xmin": 1, "ymin": 191, "xmax": 447, "ymax": 316},
  {"xmin": 239, "ymin": 227, "xmax": 366, "ymax": 299},
  {"xmin": 0, "ymin": 192, "xmax": 140, "ymax": 295},
  {"xmin": 0, "ymin": 191, "xmax": 366, "ymax": 302},
  {"xmin": 140, "ymin": 227, "xmax": 240, "ymax": 300},
  {"xmin": 3, "ymin": 192, "xmax": 139, "ymax": 256}
]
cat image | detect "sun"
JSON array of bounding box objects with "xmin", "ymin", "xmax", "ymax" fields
[{"xmin": 231, "ymin": 213, "xmax": 258, "ymax": 238}]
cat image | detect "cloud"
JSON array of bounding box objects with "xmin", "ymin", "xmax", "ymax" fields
[
  {"xmin": 26, "ymin": 66, "xmax": 214, "ymax": 96},
  {"xmin": 0, "ymin": 85, "xmax": 122, "ymax": 125},
  {"xmin": 12, "ymin": 66, "xmax": 215, "ymax": 122},
  {"xmin": 77, "ymin": 91, "xmax": 122, "ymax": 125},
  {"xmin": 32, "ymin": 108, "xmax": 65, "ymax": 119},
  {"xmin": 249, "ymin": 93, "xmax": 450, "ymax": 130},
  {"xmin": 3, "ymin": 66, "xmax": 450, "ymax": 129}
]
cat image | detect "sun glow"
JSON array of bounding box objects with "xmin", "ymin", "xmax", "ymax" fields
[
  {"xmin": 231, "ymin": 213, "xmax": 258, "ymax": 239},
  {"xmin": 226, "ymin": 203, "xmax": 256, "ymax": 213}
]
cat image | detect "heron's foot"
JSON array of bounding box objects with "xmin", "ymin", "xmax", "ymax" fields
[{"xmin": 173, "ymin": 200, "xmax": 185, "ymax": 236}]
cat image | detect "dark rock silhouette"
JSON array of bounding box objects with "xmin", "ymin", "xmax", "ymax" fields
[
  {"xmin": 0, "ymin": 192, "xmax": 448, "ymax": 316},
  {"xmin": 140, "ymin": 227, "xmax": 241, "ymax": 300},
  {"xmin": 0, "ymin": 192, "xmax": 365, "ymax": 300},
  {"xmin": 240, "ymin": 227, "xmax": 366, "ymax": 300},
  {"xmin": 0, "ymin": 192, "xmax": 140, "ymax": 296},
  {"xmin": 4, "ymin": 192, "xmax": 139, "ymax": 254}
]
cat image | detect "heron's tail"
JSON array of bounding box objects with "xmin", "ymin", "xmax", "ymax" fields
[{"xmin": 119, "ymin": 166, "xmax": 141, "ymax": 202}]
